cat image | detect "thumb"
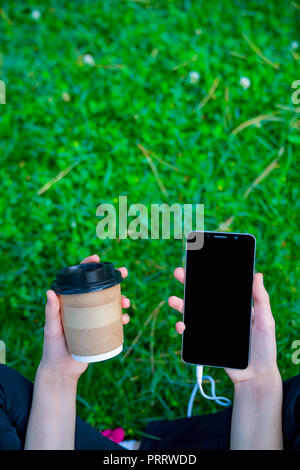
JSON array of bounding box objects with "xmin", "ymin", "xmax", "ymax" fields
[
  {"xmin": 44, "ymin": 290, "xmax": 63, "ymax": 338},
  {"xmin": 252, "ymin": 273, "xmax": 275, "ymax": 331}
]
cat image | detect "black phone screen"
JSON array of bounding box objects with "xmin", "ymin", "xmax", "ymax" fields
[{"xmin": 182, "ymin": 231, "xmax": 256, "ymax": 369}]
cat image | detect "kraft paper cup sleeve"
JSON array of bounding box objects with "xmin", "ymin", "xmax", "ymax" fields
[
  {"xmin": 62, "ymin": 298, "xmax": 121, "ymax": 329},
  {"xmin": 60, "ymin": 285, "xmax": 123, "ymax": 357}
]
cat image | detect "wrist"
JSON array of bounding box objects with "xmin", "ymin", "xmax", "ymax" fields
[
  {"xmin": 36, "ymin": 362, "xmax": 79, "ymax": 391},
  {"xmin": 231, "ymin": 367, "xmax": 283, "ymax": 450},
  {"xmin": 234, "ymin": 367, "xmax": 282, "ymax": 395}
]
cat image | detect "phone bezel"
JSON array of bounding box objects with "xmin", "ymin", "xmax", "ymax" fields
[{"xmin": 181, "ymin": 230, "xmax": 256, "ymax": 370}]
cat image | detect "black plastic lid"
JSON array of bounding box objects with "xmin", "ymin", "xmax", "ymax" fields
[{"xmin": 51, "ymin": 262, "xmax": 123, "ymax": 295}]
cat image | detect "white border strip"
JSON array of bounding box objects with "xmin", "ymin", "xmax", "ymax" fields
[{"xmin": 72, "ymin": 344, "xmax": 123, "ymax": 363}]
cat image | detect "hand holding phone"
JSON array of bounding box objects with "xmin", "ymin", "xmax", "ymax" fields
[
  {"xmin": 168, "ymin": 234, "xmax": 280, "ymax": 384},
  {"xmin": 182, "ymin": 231, "xmax": 256, "ymax": 370}
]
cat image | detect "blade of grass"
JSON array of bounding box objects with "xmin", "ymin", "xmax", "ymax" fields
[
  {"xmin": 137, "ymin": 143, "xmax": 179, "ymax": 172},
  {"xmin": 121, "ymin": 300, "xmax": 165, "ymax": 360},
  {"xmin": 172, "ymin": 53, "xmax": 198, "ymax": 71},
  {"xmin": 217, "ymin": 146, "xmax": 285, "ymax": 230},
  {"xmin": 95, "ymin": 63, "xmax": 126, "ymax": 69},
  {"xmin": 243, "ymin": 146, "xmax": 285, "ymax": 198},
  {"xmin": 197, "ymin": 77, "xmax": 221, "ymax": 109},
  {"xmin": 132, "ymin": 429, "xmax": 162, "ymax": 441},
  {"xmin": 0, "ymin": 8, "xmax": 12, "ymax": 25},
  {"xmin": 275, "ymin": 103, "xmax": 300, "ymax": 113},
  {"xmin": 130, "ymin": 0, "xmax": 151, "ymax": 4},
  {"xmin": 137, "ymin": 144, "xmax": 169, "ymax": 197},
  {"xmin": 37, "ymin": 161, "xmax": 80, "ymax": 196},
  {"xmin": 230, "ymin": 111, "xmax": 280, "ymax": 136},
  {"xmin": 150, "ymin": 300, "xmax": 164, "ymax": 375},
  {"xmin": 242, "ymin": 34, "xmax": 280, "ymax": 69},
  {"xmin": 76, "ymin": 394, "xmax": 96, "ymax": 411},
  {"xmin": 229, "ymin": 51, "xmax": 247, "ymax": 60},
  {"xmin": 224, "ymin": 85, "xmax": 232, "ymax": 131}
]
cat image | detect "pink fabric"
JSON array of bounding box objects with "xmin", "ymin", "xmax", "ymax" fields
[{"xmin": 101, "ymin": 427, "xmax": 125, "ymax": 444}]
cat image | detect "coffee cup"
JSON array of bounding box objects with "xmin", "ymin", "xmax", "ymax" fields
[{"xmin": 52, "ymin": 262, "xmax": 124, "ymax": 363}]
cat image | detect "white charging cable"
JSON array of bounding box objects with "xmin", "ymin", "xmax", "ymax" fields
[{"xmin": 187, "ymin": 365, "xmax": 231, "ymax": 417}]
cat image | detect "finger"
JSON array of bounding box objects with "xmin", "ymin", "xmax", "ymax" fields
[
  {"xmin": 176, "ymin": 321, "xmax": 185, "ymax": 334},
  {"xmin": 122, "ymin": 313, "xmax": 130, "ymax": 325},
  {"xmin": 121, "ymin": 295, "xmax": 130, "ymax": 309},
  {"xmin": 44, "ymin": 290, "xmax": 62, "ymax": 338},
  {"xmin": 253, "ymin": 273, "xmax": 270, "ymax": 310},
  {"xmin": 174, "ymin": 267, "xmax": 185, "ymax": 285},
  {"xmin": 80, "ymin": 254, "xmax": 100, "ymax": 264},
  {"xmin": 252, "ymin": 273, "xmax": 275, "ymax": 329},
  {"xmin": 117, "ymin": 267, "xmax": 128, "ymax": 279},
  {"xmin": 168, "ymin": 295, "xmax": 184, "ymax": 313}
]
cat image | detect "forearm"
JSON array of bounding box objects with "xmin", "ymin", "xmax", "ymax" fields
[
  {"xmin": 24, "ymin": 364, "xmax": 78, "ymax": 450},
  {"xmin": 230, "ymin": 371, "xmax": 283, "ymax": 450}
]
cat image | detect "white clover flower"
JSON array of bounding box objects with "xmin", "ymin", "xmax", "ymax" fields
[
  {"xmin": 189, "ymin": 71, "xmax": 200, "ymax": 84},
  {"xmin": 31, "ymin": 9, "xmax": 41, "ymax": 20},
  {"xmin": 61, "ymin": 91, "xmax": 71, "ymax": 102},
  {"xmin": 71, "ymin": 221, "xmax": 77, "ymax": 228},
  {"xmin": 291, "ymin": 41, "xmax": 299, "ymax": 50},
  {"xmin": 83, "ymin": 54, "xmax": 95, "ymax": 66},
  {"xmin": 239, "ymin": 77, "xmax": 251, "ymax": 90}
]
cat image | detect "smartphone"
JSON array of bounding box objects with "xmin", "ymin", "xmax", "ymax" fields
[{"xmin": 182, "ymin": 231, "xmax": 256, "ymax": 369}]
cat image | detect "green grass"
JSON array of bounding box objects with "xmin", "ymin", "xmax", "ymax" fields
[{"xmin": 0, "ymin": 0, "xmax": 299, "ymax": 440}]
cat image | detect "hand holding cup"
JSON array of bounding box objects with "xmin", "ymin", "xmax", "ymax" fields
[{"xmin": 39, "ymin": 255, "xmax": 130, "ymax": 382}]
